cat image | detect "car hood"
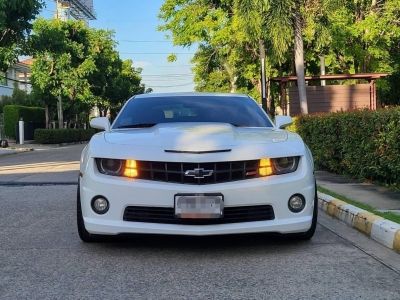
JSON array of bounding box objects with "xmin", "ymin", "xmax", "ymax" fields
[
  {"xmin": 89, "ymin": 123, "xmax": 306, "ymax": 162},
  {"xmin": 105, "ymin": 123, "xmax": 286, "ymax": 150}
]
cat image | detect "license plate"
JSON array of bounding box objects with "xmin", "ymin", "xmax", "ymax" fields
[{"xmin": 175, "ymin": 194, "xmax": 224, "ymax": 219}]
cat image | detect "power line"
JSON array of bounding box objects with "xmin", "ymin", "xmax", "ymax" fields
[
  {"xmin": 0, "ymin": 74, "xmax": 194, "ymax": 86},
  {"xmin": 142, "ymin": 75, "xmax": 193, "ymax": 79},
  {"xmin": 41, "ymin": 8, "xmax": 55, "ymax": 13},
  {"xmin": 147, "ymin": 82, "xmax": 194, "ymax": 88},
  {"xmin": 120, "ymin": 40, "xmax": 173, "ymax": 43},
  {"xmin": 121, "ymin": 52, "xmax": 195, "ymax": 55},
  {"xmin": 142, "ymin": 79, "xmax": 193, "ymax": 82},
  {"xmin": 155, "ymin": 65, "xmax": 194, "ymax": 67},
  {"xmin": 138, "ymin": 64, "xmax": 194, "ymax": 68},
  {"xmin": 141, "ymin": 73, "xmax": 193, "ymax": 77},
  {"xmin": 142, "ymin": 78, "xmax": 193, "ymax": 81},
  {"xmin": 42, "ymin": 0, "xmax": 56, "ymax": 14}
]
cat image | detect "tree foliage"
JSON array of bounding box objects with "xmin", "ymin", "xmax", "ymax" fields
[
  {"xmin": 30, "ymin": 19, "xmax": 94, "ymax": 104},
  {"xmin": 159, "ymin": 0, "xmax": 400, "ymax": 106},
  {"xmin": 28, "ymin": 18, "xmax": 146, "ymax": 126},
  {"xmin": 0, "ymin": 0, "xmax": 43, "ymax": 71},
  {"xmin": 159, "ymin": 0, "xmax": 261, "ymax": 97}
]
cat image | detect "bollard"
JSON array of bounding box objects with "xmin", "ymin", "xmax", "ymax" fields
[{"xmin": 18, "ymin": 120, "xmax": 24, "ymax": 145}]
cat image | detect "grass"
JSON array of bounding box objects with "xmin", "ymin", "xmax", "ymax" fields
[{"xmin": 317, "ymin": 185, "xmax": 400, "ymax": 225}]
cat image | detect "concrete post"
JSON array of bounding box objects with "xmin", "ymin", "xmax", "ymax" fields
[
  {"xmin": 18, "ymin": 120, "xmax": 24, "ymax": 145},
  {"xmin": 320, "ymin": 56, "xmax": 326, "ymax": 86}
]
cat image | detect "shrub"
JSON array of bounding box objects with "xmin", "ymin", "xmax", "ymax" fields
[
  {"xmin": 292, "ymin": 108, "xmax": 400, "ymax": 186},
  {"xmin": 3, "ymin": 105, "xmax": 45, "ymax": 138},
  {"xmin": 34, "ymin": 128, "xmax": 96, "ymax": 144},
  {"xmin": 0, "ymin": 85, "xmax": 42, "ymax": 113}
]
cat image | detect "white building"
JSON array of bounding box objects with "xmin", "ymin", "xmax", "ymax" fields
[
  {"xmin": 0, "ymin": 58, "xmax": 32, "ymax": 97},
  {"xmin": 55, "ymin": 0, "xmax": 96, "ymax": 22}
]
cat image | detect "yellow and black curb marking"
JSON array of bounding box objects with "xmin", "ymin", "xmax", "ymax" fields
[{"xmin": 318, "ymin": 192, "xmax": 400, "ymax": 253}]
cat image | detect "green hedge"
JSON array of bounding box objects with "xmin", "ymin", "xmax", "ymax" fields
[
  {"xmin": 4, "ymin": 105, "xmax": 45, "ymax": 138},
  {"xmin": 291, "ymin": 108, "xmax": 400, "ymax": 186},
  {"xmin": 34, "ymin": 129, "xmax": 96, "ymax": 144}
]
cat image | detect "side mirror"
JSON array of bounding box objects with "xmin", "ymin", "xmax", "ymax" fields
[
  {"xmin": 275, "ymin": 115, "xmax": 293, "ymax": 129},
  {"xmin": 90, "ymin": 117, "xmax": 110, "ymax": 131}
]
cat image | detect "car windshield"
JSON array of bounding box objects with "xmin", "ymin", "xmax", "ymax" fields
[{"xmin": 112, "ymin": 95, "xmax": 273, "ymax": 129}]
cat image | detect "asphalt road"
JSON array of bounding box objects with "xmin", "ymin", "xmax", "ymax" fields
[
  {"xmin": 0, "ymin": 144, "xmax": 84, "ymax": 184},
  {"xmin": 0, "ymin": 145, "xmax": 400, "ymax": 299}
]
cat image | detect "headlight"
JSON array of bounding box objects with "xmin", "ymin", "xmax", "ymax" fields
[
  {"xmin": 258, "ymin": 156, "xmax": 299, "ymax": 177},
  {"xmin": 272, "ymin": 156, "xmax": 299, "ymax": 174},
  {"xmin": 95, "ymin": 158, "xmax": 138, "ymax": 178}
]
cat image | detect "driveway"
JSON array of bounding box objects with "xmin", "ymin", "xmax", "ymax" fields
[{"xmin": 0, "ymin": 145, "xmax": 399, "ymax": 299}]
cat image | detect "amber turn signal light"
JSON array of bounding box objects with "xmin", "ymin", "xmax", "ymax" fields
[
  {"xmin": 123, "ymin": 160, "xmax": 138, "ymax": 178},
  {"xmin": 259, "ymin": 158, "xmax": 273, "ymax": 177}
]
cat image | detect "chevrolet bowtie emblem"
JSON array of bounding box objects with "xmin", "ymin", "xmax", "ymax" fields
[{"xmin": 184, "ymin": 168, "xmax": 214, "ymax": 179}]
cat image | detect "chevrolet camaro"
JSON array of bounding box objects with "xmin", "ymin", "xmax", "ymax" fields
[{"xmin": 77, "ymin": 93, "xmax": 317, "ymax": 242}]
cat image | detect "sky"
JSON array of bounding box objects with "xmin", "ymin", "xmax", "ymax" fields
[{"xmin": 40, "ymin": 0, "xmax": 196, "ymax": 93}]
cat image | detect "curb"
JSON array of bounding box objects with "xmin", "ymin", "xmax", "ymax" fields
[
  {"xmin": 43, "ymin": 141, "xmax": 88, "ymax": 147},
  {"xmin": 318, "ymin": 192, "xmax": 400, "ymax": 253},
  {"xmin": 8, "ymin": 141, "xmax": 87, "ymax": 151},
  {"xmin": 0, "ymin": 148, "xmax": 33, "ymax": 157}
]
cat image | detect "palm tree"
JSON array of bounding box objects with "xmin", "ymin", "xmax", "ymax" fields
[
  {"xmin": 291, "ymin": 1, "xmax": 308, "ymax": 114},
  {"xmin": 236, "ymin": 0, "xmax": 309, "ymax": 114},
  {"xmin": 234, "ymin": 0, "xmax": 270, "ymax": 111}
]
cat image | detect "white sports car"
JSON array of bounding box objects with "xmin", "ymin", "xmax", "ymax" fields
[{"xmin": 77, "ymin": 93, "xmax": 316, "ymax": 242}]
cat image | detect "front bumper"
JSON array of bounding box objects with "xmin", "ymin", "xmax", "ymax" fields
[{"xmin": 80, "ymin": 158, "xmax": 315, "ymax": 236}]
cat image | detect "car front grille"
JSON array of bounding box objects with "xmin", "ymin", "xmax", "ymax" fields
[
  {"xmin": 123, "ymin": 205, "xmax": 275, "ymax": 225},
  {"xmin": 135, "ymin": 160, "xmax": 259, "ymax": 185}
]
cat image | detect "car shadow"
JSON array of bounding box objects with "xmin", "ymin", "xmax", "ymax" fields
[{"xmin": 95, "ymin": 232, "xmax": 312, "ymax": 251}]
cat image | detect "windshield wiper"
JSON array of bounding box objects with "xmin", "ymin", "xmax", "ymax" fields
[{"xmin": 115, "ymin": 123, "xmax": 158, "ymax": 129}]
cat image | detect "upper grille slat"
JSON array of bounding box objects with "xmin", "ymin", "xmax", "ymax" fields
[
  {"xmin": 150, "ymin": 161, "xmax": 154, "ymax": 180},
  {"xmin": 164, "ymin": 162, "xmax": 169, "ymax": 182},
  {"xmin": 135, "ymin": 160, "xmax": 259, "ymax": 185}
]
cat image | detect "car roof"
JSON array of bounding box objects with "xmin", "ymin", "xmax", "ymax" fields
[{"xmin": 133, "ymin": 92, "xmax": 249, "ymax": 99}]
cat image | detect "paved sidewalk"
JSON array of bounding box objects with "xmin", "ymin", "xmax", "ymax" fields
[
  {"xmin": 316, "ymin": 170, "xmax": 400, "ymax": 212},
  {"xmin": 0, "ymin": 143, "xmax": 34, "ymax": 156},
  {"xmin": 0, "ymin": 141, "xmax": 87, "ymax": 154}
]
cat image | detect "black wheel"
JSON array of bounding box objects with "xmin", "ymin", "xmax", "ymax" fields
[
  {"xmin": 77, "ymin": 181, "xmax": 102, "ymax": 242},
  {"xmin": 289, "ymin": 184, "xmax": 318, "ymax": 240}
]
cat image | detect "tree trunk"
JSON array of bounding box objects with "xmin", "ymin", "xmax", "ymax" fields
[
  {"xmin": 223, "ymin": 62, "xmax": 237, "ymax": 93},
  {"xmin": 259, "ymin": 39, "xmax": 268, "ymax": 112},
  {"xmin": 230, "ymin": 76, "xmax": 238, "ymax": 93},
  {"xmin": 266, "ymin": 80, "xmax": 275, "ymax": 116},
  {"xmin": 57, "ymin": 95, "xmax": 63, "ymax": 128},
  {"xmin": 45, "ymin": 104, "xmax": 49, "ymax": 129},
  {"xmin": 294, "ymin": 11, "xmax": 308, "ymax": 114}
]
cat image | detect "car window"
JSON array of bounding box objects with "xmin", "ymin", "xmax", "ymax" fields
[{"xmin": 113, "ymin": 95, "xmax": 273, "ymax": 128}]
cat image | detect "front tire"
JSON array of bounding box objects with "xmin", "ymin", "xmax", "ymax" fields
[{"xmin": 77, "ymin": 181, "xmax": 103, "ymax": 242}]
